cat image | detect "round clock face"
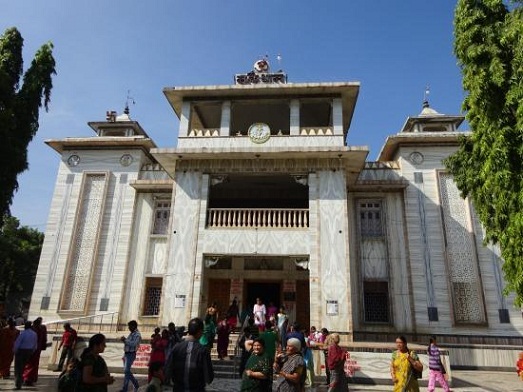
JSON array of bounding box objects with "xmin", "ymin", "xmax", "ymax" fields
[
  {"xmin": 248, "ymin": 123, "xmax": 271, "ymax": 144},
  {"xmin": 409, "ymin": 152, "xmax": 424, "ymax": 165},
  {"xmin": 67, "ymin": 154, "xmax": 80, "ymax": 167},
  {"xmin": 120, "ymin": 154, "xmax": 133, "ymax": 167}
]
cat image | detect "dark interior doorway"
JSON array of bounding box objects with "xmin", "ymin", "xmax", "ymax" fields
[{"xmin": 245, "ymin": 282, "xmax": 281, "ymax": 313}]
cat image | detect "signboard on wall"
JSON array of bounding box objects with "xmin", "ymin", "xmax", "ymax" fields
[{"xmin": 326, "ymin": 300, "xmax": 338, "ymax": 316}]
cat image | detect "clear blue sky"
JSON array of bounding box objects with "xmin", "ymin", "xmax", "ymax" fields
[{"xmin": 2, "ymin": 1, "xmax": 465, "ymax": 230}]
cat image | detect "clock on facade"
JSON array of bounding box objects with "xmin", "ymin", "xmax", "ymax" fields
[
  {"xmin": 248, "ymin": 123, "xmax": 271, "ymax": 144},
  {"xmin": 67, "ymin": 154, "xmax": 80, "ymax": 167}
]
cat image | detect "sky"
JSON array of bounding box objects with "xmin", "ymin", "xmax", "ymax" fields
[{"xmin": 2, "ymin": 0, "xmax": 466, "ymax": 231}]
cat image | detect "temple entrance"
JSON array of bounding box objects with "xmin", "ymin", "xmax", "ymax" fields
[{"xmin": 245, "ymin": 281, "xmax": 281, "ymax": 316}]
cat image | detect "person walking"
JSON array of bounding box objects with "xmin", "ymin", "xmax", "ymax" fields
[
  {"xmin": 390, "ymin": 335, "xmax": 423, "ymax": 392},
  {"xmin": 120, "ymin": 320, "xmax": 141, "ymax": 391},
  {"xmin": 0, "ymin": 318, "xmax": 20, "ymax": 378},
  {"xmin": 427, "ymin": 336, "xmax": 450, "ymax": 392},
  {"xmin": 169, "ymin": 317, "xmax": 214, "ymax": 392},
  {"xmin": 13, "ymin": 321, "xmax": 37, "ymax": 390},
  {"xmin": 326, "ymin": 333, "xmax": 347, "ymax": 392},
  {"xmin": 22, "ymin": 317, "xmax": 47, "ymax": 386},
  {"xmin": 77, "ymin": 334, "xmax": 115, "ymax": 392},
  {"xmin": 57, "ymin": 322, "xmax": 77, "ymax": 371}
]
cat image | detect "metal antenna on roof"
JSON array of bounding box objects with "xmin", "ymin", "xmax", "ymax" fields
[
  {"xmin": 276, "ymin": 53, "xmax": 282, "ymax": 70},
  {"xmin": 124, "ymin": 90, "xmax": 135, "ymax": 115},
  {"xmin": 423, "ymin": 85, "xmax": 430, "ymax": 108}
]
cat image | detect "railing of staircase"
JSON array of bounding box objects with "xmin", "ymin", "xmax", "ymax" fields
[{"xmin": 44, "ymin": 312, "xmax": 119, "ymax": 334}]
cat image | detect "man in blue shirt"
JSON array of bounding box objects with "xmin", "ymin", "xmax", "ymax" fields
[
  {"xmin": 13, "ymin": 321, "xmax": 37, "ymax": 390},
  {"xmin": 120, "ymin": 320, "xmax": 141, "ymax": 391}
]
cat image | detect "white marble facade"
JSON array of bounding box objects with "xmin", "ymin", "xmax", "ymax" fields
[{"xmin": 29, "ymin": 75, "xmax": 523, "ymax": 361}]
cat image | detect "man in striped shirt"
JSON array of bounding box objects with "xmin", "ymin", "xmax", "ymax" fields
[{"xmin": 120, "ymin": 320, "xmax": 141, "ymax": 391}]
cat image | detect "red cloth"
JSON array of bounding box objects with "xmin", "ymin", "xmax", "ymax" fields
[
  {"xmin": 61, "ymin": 328, "xmax": 77, "ymax": 347},
  {"xmin": 148, "ymin": 337, "xmax": 168, "ymax": 382},
  {"xmin": 216, "ymin": 320, "xmax": 231, "ymax": 359},
  {"xmin": 0, "ymin": 326, "xmax": 20, "ymax": 376},
  {"xmin": 327, "ymin": 344, "xmax": 346, "ymax": 370}
]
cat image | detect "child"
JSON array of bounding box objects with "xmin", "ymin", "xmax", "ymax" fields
[
  {"xmin": 57, "ymin": 358, "xmax": 79, "ymax": 392},
  {"xmin": 517, "ymin": 352, "xmax": 523, "ymax": 381}
]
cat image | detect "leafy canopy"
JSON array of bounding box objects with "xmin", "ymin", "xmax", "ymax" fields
[
  {"xmin": 0, "ymin": 27, "xmax": 56, "ymax": 226},
  {"xmin": 0, "ymin": 215, "xmax": 44, "ymax": 311},
  {"xmin": 445, "ymin": 1, "xmax": 523, "ymax": 304}
]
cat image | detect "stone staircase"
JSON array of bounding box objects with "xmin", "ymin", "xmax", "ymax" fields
[{"xmin": 210, "ymin": 332, "xmax": 241, "ymax": 379}]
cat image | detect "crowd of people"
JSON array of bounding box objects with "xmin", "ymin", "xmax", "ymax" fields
[{"xmin": 0, "ymin": 300, "xmax": 462, "ymax": 392}]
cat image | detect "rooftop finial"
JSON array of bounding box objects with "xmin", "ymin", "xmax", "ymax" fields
[
  {"xmin": 423, "ymin": 85, "xmax": 430, "ymax": 108},
  {"xmin": 124, "ymin": 90, "xmax": 135, "ymax": 115}
]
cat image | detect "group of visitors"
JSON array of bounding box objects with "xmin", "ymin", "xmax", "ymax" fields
[
  {"xmin": 0, "ymin": 302, "xmax": 458, "ymax": 392},
  {"xmin": 1, "ymin": 316, "xmax": 48, "ymax": 390}
]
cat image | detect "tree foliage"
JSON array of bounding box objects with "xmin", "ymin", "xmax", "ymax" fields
[
  {"xmin": 0, "ymin": 215, "xmax": 44, "ymax": 314},
  {"xmin": 445, "ymin": 1, "xmax": 523, "ymax": 304},
  {"xmin": 0, "ymin": 27, "xmax": 56, "ymax": 226}
]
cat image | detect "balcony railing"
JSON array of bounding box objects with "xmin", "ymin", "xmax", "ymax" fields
[{"xmin": 207, "ymin": 208, "xmax": 309, "ymax": 228}]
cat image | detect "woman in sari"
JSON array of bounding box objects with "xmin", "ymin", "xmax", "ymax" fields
[
  {"xmin": 216, "ymin": 318, "xmax": 231, "ymax": 359},
  {"xmin": 390, "ymin": 335, "xmax": 423, "ymax": 392},
  {"xmin": 0, "ymin": 319, "xmax": 20, "ymax": 378},
  {"xmin": 241, "ymin": 338, "xmax": 271, "ymax": 391}
]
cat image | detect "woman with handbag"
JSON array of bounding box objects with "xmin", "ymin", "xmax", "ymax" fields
[
  {"xmin": 390, "ymin": 335, "xmax": 423, "ymax": 392},
  {"xmin": 326, "ymin": 333, "xmax": 348, "ymax": 392},
  {"xmin": 427, "ymin": 336, "xmax": 450, "ymax": 392}
]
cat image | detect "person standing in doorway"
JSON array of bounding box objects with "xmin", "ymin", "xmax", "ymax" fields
[
  {"xmin": 13, "ymin": 321, "xmax": 37, "ymax": 390},
  {"xmin": 253, "ymin": 298, "xmax": 266, "ymax": 331},
  {"xmin": 120, "ymin": 320, "xmax": 141, "ymax": 391},
  {"xmin": 57, "ymin": 322, "xmax": 77, "ymax": 371},
  {"xmin": 170, "ymin": 317, "xmax": 214, "ymax": 391}
]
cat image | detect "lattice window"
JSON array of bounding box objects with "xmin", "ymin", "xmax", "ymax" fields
[
  {"xmin": 143, "ymin": 277, "xmax": 162, "ymax": 316},
  {"xmin": 439, "ymin": 173, "xmax": 486, "ymax": 324},
  {"xmin": 359, "ymin": 201, "xmax": 383, "ymax": 237},
  {"xmin": 152, "ymin": 201, "xmax": 171, "ymax": 235},
  {"xmin": 363, "ymin": 281, "xmax": 389, "ymax": 323},
  {"xmin": 61, "ymin": 173, "xmax": 107, "ymax": 312}
]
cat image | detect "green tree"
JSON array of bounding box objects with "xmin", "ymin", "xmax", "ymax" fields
[
  {"xmin": 445, "ymin": 1, "xmax": 523, "ymax": 303},
  {"xmin": 0, "ymin": 27, "xmax": 56, "ymax": 227},
  {"xmin": 0, "ymin": 215, "xmax": 44, "ymax": 315}
]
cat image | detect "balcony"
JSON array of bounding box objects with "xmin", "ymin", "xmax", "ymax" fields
[{"xmin": 207, "ymin": 208, "xmax": 309, "ymax": 229}]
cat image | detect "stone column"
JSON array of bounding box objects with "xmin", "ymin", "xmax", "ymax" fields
[
  {"xmin": 290, "ymin": 99, "xmax": 300, "ymax": 136},
  {"xmin": 180, "ymin": 101, "xmax": 191, "ymax": 137},
  {"xmin": 220, "ymin": 101, "xmax": 231, "ymax": 137},
  {"xmin": 162, "ymin": 171, "xmax": 203, "ymax": 326},
  {"xmin": 332, "ymin": 98, "xmax": 343, "ymax": 135},
  {"xmin": 317, "ymin": 170, "xmax": 351, "ymax": 332}
]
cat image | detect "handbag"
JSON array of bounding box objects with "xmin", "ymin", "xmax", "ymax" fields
[{"xmin": 410, "ymin": 351, "xmax": 423, "ymax": 379}]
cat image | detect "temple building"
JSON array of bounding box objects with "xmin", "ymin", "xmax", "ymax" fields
[{"xmin": 30, "ymin": 60, "xmax": 522, "ymax": 366}]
